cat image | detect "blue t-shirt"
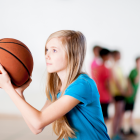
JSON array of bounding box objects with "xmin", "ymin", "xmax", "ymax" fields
[{"xmin": 56, "ymin": 74, "xmax": 110, "ymax": 140}]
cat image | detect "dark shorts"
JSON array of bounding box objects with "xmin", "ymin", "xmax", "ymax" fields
[
  {"xmin": 101, "ymin": 103, "xmax": 109, "ymax": 119},
  {"xmin": 125, "ymin": 102, "xmax": 134, "ymax": 111},
  {"xmin": 114, "ymin": 95, "xmax": 125, "ymax": 102}
]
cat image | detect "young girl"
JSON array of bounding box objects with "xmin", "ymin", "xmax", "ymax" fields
[{"xmin": 0, "ymin": 30, "xmax": 110, "ymax": 140}]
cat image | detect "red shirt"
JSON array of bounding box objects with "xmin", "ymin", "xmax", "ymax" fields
[
  {"xmin": 92, "ymin": 64, "xmax": 112, "ymax": 103},
  {"xmin": 91, "ymin": 58, "xmax": 102, "ymax": 79}
]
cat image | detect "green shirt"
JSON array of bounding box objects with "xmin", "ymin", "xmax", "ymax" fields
[{"xmin": 125, "ymin": 68, "xmax": 139, "ymax": 103}]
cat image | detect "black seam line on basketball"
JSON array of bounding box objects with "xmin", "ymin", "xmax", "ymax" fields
[
  {"xmin": 0, "ymin": 42, "xmax": 31, "ymax": 54},
  {"xmin": 12, "ymin": 77, "xmax": 30, "ymax": 87},
  {"xmin": 11, "ymin": 81, "xmax": 19, "ymax": 87},
  {"xmin": 0, "ymin": 47, "xmax": 30, "ymax": 76}
]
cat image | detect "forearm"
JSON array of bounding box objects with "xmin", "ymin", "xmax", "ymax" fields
[
  {"xmin": 20, "ymin": 94, "xmax": 43, "ymax": 134},
  {"xmin": 4, "ymin": 84, "xmax": 42, "ymax": 130},
  {"xmin": 23, "ymin": 115, "xmax": 43, "ymax": 134},
  {"xmin": 134, "ymin": 74, "xmax": 140, "ymax": 84},
  {"xmin": 105, "ymin": 80, "xmax": 112, "ymax": 95},
  {"xmin": 115, "ymin": 80, "xmax": 124, "ymax": 93}
]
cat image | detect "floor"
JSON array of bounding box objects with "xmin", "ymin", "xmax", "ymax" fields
[
  {"xmin": 1, "ymin": 114, "xmax": 140, "ymax": 140},
  {"xmin": 0, "ymin": 115, "xmax": 57, "ymax": 140}
]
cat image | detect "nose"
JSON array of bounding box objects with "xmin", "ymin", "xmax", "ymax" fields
[{"xmin": 45, "ymin": 52, "xmax": 51, "ymax": 60}]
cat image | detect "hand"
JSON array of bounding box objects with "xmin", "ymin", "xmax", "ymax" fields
[
  {"xmin": 14, "ymin": 86, "xmax": 25, "ymax": 100},
  {"xmin": 14, "ymin": 78, "xmax": 32, "ymax": 95},
  {"xmin": 0, "ymin": 64, "xmax": 11, "ymax": 89}
]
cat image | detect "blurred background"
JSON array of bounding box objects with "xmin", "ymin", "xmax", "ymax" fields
[{"xmin": 0, "ymin": 0, "xmax": 140, "ymax": 140}]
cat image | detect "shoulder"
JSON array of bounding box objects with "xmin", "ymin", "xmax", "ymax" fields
[
  {"xmin": 65, "ymin": 74, "xmax": 99, "ymax": 102},
  {"xmin": 67, "ymin": 74, "xmax": 97, "ymax": 90},
  {"xmin": 129, "ymin": 68, "xmax": 137, "ymax": 78},
  {"xmin": 130, "ymin": 68, "xmax": 137, "ymax": 75},
  {"xmin": 132, "ymin": 68, "xmax": 137, "ymax": 73}
]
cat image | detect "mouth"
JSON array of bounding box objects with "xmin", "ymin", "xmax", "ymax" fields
[{"xmin": 47, "ymin": 63, "xmax": 52, "ymax": 65}]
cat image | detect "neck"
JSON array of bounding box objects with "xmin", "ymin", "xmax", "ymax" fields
[{"xmin": 57, "ymin": 69, "xmax": 67, "ymax": 91}]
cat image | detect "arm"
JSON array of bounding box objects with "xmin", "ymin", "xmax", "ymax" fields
[
  {"xmin": 16, "ymin": 90, "xmax": 52, "ymax": 134},
  {"xmin": 104, "ymin": 69, "xmax": 113, "ymax": 99},
  {"xmin": 0, "ymin": 64, "xmax": 80, "ymax": 134},
  {"xmin": 41, "ymin": 100, "xmax": 52, "ymax": 112},
  {"xmin": 134, "ymin": 72, "xmax": 140, "ymax": 84},
  {"xmin": 125, "ymin": 78, "xmax": 133, "ymax": 97},
  {"xmin": 105, "ymin": 79, "xmax": 112, "ymax": 96},
  {"xmin": 16, "ymin": 91, "xmax": 43, "ymax": 134},
  {"xmin": 5, "ymin": 86, "xmax": 80, "ymax": 134}
]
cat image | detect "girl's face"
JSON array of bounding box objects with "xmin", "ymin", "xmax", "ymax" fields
[{"xmin": 45, "ymin": 38, "xmax": 68, "ymax": 73}]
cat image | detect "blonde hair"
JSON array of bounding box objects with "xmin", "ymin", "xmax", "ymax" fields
[{"xmin": 45, "ymin": 30, "xmax": 87, "ymax": 140}]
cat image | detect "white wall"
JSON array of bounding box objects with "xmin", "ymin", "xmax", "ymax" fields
[{"xmin": 0, "ymin": 0, "xmax": 140, "ymax": 117}]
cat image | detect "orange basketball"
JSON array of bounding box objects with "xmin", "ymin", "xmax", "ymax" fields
[{"xmin": 0, "ymin": 38, "xmax": 33, "ymax": 87}]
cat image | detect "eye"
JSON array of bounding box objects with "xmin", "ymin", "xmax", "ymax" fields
[
  {"xmin": 45, "ymin": 48, "xmax": 48, "ymax": 53},
  {"xmin": 53, "ymin": 49, "xmax": 57, "ymax": 53}
]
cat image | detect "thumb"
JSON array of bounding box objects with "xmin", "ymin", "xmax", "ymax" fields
[
  {"xmin": 0, "ymin": 64, "xmax": 6, "ymax": 74},
  {"xmin": 26, "ymin": 77, "xmax": 32, "ymax": 86},
  {"xmin": 23, "ymin": 77, "xmax": 32, "ymax": 87},
  {"xmin": 29, "ymin": 77, "xmax": 32, "ymax": 83}
]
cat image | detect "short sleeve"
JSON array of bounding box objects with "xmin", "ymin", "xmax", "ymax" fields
[
  {"xmin": 64, "ymin": 78, "xmax": 93, "ymax": 106},
  {"xmin": 129, "ymin": 69, "xmax": 137, "ymax": 83}
]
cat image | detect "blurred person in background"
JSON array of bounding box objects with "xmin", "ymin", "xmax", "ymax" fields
[
  {"xmin": 92, "ymin": 48, "xmax": 112, "ymax": 123},
  {"xmin": 121, "ymin": 56, "xmax": 140, "ymax": 136},
  {"xmin": 110, "ymin": 50, "xmax": 128, "ymax": 140},
  {"xmin": 91, "ymin": 45, "xmax": 102, "ymax": 79}
]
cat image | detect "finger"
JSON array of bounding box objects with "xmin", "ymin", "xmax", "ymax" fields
[
  {"xmin": 24, "ymin": 78, "xmax": 32, "ymax": 86},
  {"xmin": 0, "ymin": 64, "xmax": 6, "ymax": 74},
  {"xmin": 28, "ymin": 78, "xmax": 32, "ymax": 85},
  {"xmin": 29, "ymin": 77, "xmax": 32, "ymax": 82}
]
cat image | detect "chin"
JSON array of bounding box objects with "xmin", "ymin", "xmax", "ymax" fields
[
  {"xmin": 47, "ymin": 71, "xmax": 55, "ymax": 73},
  {"xmin": 47, "ymin": 69, "xmax": 58, "ymax": 73},
  {"xmin": 47, "ymin": 67, "xmax": 66, "ymax": 74}
]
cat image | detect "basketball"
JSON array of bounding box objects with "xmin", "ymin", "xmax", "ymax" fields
[{"xmin": 0, "ymin": 38, "xmax": 33, "ymax": 87}]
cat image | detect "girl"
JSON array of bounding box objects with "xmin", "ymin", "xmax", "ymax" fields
[{"xmin": 0, "ymin": 30, "xmax": 110, "ymax": 140}]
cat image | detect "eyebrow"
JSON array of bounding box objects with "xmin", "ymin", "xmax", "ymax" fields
[{"xmin": 46, "ymin": 46, "xmax": 58, "ymax": 49}]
